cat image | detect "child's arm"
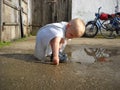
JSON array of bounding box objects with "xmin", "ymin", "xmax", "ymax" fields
[{"xmin": 50, "ymin": 37, "xmax": 62, "ymax": 65}]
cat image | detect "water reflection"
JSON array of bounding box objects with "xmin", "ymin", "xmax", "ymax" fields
[{"xmin": 64, "ymin": 45, "xmax": 120, "ymax": 64}]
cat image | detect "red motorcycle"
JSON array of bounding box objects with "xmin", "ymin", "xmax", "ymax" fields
[{"xmin": 85, "ymin": 7, "xmax": 120, "ymax": 39}]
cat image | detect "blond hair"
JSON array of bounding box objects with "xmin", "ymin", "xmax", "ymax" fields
[{"xmin": 69, "ymin": 18, "xmax": 85, "ymax": 37}]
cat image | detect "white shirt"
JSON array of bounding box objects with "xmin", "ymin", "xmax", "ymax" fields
[{"xmin": 34, "ymin": 22, "xmax": 68, "ymax": 61}]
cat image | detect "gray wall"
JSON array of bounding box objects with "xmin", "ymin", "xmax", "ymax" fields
[
  {"xmin": 0, "ymin": 0, "xmax": 3, "ymax": 41},
  {"xmin": 0, "ymin": 0, "xmax": 29, "ymax": 42},
  {"xmin": 72, "ymin": 0, "xmax": 120, "ymax": 23}
]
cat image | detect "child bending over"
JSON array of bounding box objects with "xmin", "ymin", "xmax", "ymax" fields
[{"xmin": 34, "ymin": 18, "xmax": 85, "ymax": 65}]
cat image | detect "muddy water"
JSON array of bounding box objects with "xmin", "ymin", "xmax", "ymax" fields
[
  {"xmin": 0, "ymin": 41, "xmax": 120, "ymax": 90},
  {"xmin": 64, "ymin": 45, "xmax": 120, "ymax": 64}
]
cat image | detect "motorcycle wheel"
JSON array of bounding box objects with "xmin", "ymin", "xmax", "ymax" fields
[
  {"xmin": 101, "ymin": 20, "xmax": 116, "ymax": 39},
  {"xmin": 84, "ymin": 22, "xmax": 98, "ymax": 38}
]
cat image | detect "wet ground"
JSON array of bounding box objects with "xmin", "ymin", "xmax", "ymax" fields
[{"xmin": 0, "ymin": 36, "xmax": 120, "ymax": 90}]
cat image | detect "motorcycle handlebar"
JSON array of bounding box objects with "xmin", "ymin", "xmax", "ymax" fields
[{"xmin": 98, "ymin": 7, "xmax": 102, "ymax": 14}]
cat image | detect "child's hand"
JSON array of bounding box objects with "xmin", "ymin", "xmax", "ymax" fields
[{"xmin": 53, "ymin": 57, "xmax": 59, "ymax": 65}]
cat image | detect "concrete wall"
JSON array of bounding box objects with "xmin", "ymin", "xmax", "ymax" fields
[{"xmin": 72, "ymin": 0, "xmax": 120, "ymax": 23}]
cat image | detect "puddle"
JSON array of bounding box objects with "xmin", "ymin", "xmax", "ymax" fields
[{"xmin": 64, "ymin": 45, "xmax": 120, "ymax": 64}]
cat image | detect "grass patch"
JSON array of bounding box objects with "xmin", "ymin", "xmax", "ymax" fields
[
  {"xmin": 0, "ymin": 41, "xmax": 11, "ymax": 48},
  {"xmin": 95, "ymin": 35, "xmax": 104, "ymax": 38},
  {"xmin": 14, "ymin": 37, "xmax": 27, "ymax": 42},
  {"xmin": 0, "ymin": 37, "xmax": 28, "ymax": 48}
]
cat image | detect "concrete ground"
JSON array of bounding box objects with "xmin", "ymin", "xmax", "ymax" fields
[{"xmin": 0, "ymin": 36, "xmax": 120, "ymax": 90}]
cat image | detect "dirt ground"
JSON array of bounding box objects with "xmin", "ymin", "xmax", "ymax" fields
[{"xmin": 0, "ymin": 36, "xmax": 120, "ymax": 90}]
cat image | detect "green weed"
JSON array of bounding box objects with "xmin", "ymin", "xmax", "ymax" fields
[{"xmin": 0, "ymin": 42, "xmax": 11, "ymax": 48}]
